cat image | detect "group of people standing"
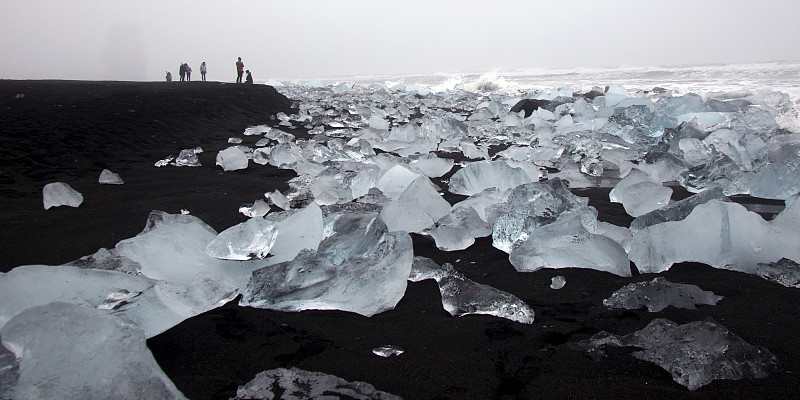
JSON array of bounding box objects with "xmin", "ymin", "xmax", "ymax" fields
[
  {"xmin": 166, "ymin": 62, "xmax": 207, "ymax": 82},
  {"xmin": 165, "ymin": 58, "xmax": 250, "ymax": 83}
]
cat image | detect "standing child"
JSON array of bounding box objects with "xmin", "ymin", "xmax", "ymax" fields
[{"xmin": 200, "ymin": 62, "xmax": 207, "ymax": 81}]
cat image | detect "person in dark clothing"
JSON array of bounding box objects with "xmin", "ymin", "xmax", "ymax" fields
[
  {"xmin": 245, "ymin": 70, "xmax": 253, "ymax": 84},
  {"xmin": 179, "ymin": 63, "xmax": 186, "ymax": 82},
  {"xmin": 236, "ymin": 57, "xmax": 244, "ymax": 83}
]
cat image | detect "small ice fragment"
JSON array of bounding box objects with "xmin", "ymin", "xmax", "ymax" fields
[
  {"xmin": 228, "ymin": 137, "xmax": 243, "ymax": 144},
  {"xmin": 174, "ymin": 148, "xmax": 202, "ymax": 167},
  {"xmin": 550, "ymin": 276, "xmax": 566, "ymax": 289},
  {"xmin": 602, "ymin": 277, "xmax": 723, "ymax": 312},
  {"xmin": 372, "ymin": 345, "xmax": 404, "ymax": 357},
  {"xmin": 98, "ymin": 169, "xmax": 124, "ymax": 184},
  {"xmin": 96, "ymin": 289, "xmax": 142, "ymax": 310},
  {"xmin": 154, "ymin": 155, "xmax": 174, "ymax": 167},
  {"xmin": 266, "ymin": 190, "xmax": 290, "ymax": 210},
  {"xmin": 239, "ymin": 199, "xmax": 271, "ymax": 218},
  {"xmin": 180, "ymin": 209, "xmax": 190, "ymax": 215},
  {"xmin": 42, "ymin": 182, "xmax": 83, "ymax": 210}
]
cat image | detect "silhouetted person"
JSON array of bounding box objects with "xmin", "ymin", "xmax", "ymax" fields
[
  {"xmin": 236, "ymin": 57, "xmax": 244, "ymax": 83},
  {"xmin": 179, "ymin": 63, "xmax": 186, "ymax": 81},
  {"xmin": 165, "ymin": 71, "xmax": 172, "ymax": 82},
  {"xmin": 185, "ymin": 63, "xmax": 192, "ymax": 81},
  {"xmin": 200, "ymin": 62, "xmax": 207, "ymax": 81},
  {"xmin": 245, "ymin": 70, "xmax": 253, "ymax": 84}
]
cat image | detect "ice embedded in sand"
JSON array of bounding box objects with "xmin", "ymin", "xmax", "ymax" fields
[
  {"xmin": 629, "ymin": 199, "xmax": 800, "ymax": 274},
  {"xmin": 240, "ymin": 211, "xmax": 412, "ymax": 317},
  {"xmin": 42, "ymin": 182, "xmax": 83, "ymax": 210},
  {"xmin": 409, "ymin": 257, "xmax": 534, "ymax": 324},
  {"xmin": 216, "ymin": 146, "xmax": 249, "ymax": 171},
  {"xmin": 231, "ymin": 368, "xmax": 401, "ymax": 400},
  {"xmin": 603, "ymin": 277, "xmax": 723, "ymax": 312},
  {"xmin": 1, "ymin": 302, "xmax": 186, "ymax": 400},
  {"xmin": 98, "ymin": 169, "xmax": 124, "ymax": 184},
  {"xmin": 570, "ymin": 318, "xmax": 778, "ymax": 390}
]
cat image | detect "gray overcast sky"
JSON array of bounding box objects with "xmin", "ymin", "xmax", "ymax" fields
[{"xmin": 2, "ymin": 0, "xmax": 799, "ymax": 82}]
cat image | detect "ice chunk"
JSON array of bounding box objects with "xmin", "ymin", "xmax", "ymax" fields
[
  {"xmin": 243, "ymin": 124, "xmax": 271, "ymax": 136},
  {"xmin": 0, "ymin": 338, "xmax": 17, "ymax": 399},
  {"xmin": 379, "ymin": 201, "xmax": 435, "ymax": 233},
  {"xmin": 317, "ymin": 212, "xmax": 387, "ymax": 266},
  {"xmin": 154, "ymin": 155, "xmax": 174, "ymax": 167},
  {"xmin": 509, "ymin": 213, "xmax": 631, "ymax": 277},
  {"xmin": 369, "ymin": 114, "xmax": 390, "ymax": 130},
  {"xmin": 265, "ymin": 189, "xmax": 290, "ymax": 210},
  {"xmin": 372, "ymin": 345, "xmax": 404, "ymax": 358},
  {"xmin": 174, "ymin": 148, "xmax": 202, "ymax": 167},
  {"xmin": 376, "ymin": 165, "xmax": 421, "ymax": 200},
  {"xmin": 629, "ymin": 187, "xmax": 727, "ymax": 230},
  {"xmin": 240, "ymin": 229, "xmax": 413, "ymax": 317},
  {"xmin": 98, "ymin": 169, "xmax": 123, "ymax": 184},
  {"xmin": 407, "ymin": 153, "xmax": 454, "ymax": 178},
  {"xmin": 756, "ymin": 258, "xmax": 800, "ymax": 288},
  {"xmin": 239, "ymin": 199, "xmax": 271, "ymax": 218},
  {"xmin": 1, "ymin": 303, "xmax": 186, "ymax": 399},
  {"xmin": 265, "ymin": 202, "xmax": 324, "ymax": 265},
  {"xmin": 206, "ymin": 217, "xmax": 278, "ymax": 260},
  {"xmin": 629, "ymin": 200, "xmax": 800, "ymax": 274},
  {"xmin": 451, "ymin": 187, "xmax": 511, "ymax": 224},
  {"xmin": 550, "ymin": 276, "xmax": 566, "ymax": 289},
  {"xmin": 215, "ymin": 146, "xmax": 249, "ymax": 171},
  {"xmin": 492, "ymin": 179, "xmax": 597, "ymax": 254},
  {"xmin": 448, "ymin": 160, "xmax": 534, "ymax": 196},
  {"xmin": 231, "ymin": 368, "xmax": 401, "ymax": 400},
  {"xmin": 428, "ymin": 206, "xmax": 492, "ymax": 251},
  {"xmin": 603, "ymin": 277, "xmax": 722, "ymax": 312},
  {"xmin": 609, "ymin": 169, "xmax": 672, "ymax": 217},
  {"xmin": 228, "ymin": 137, "xmax": 243, "ymax": 144},
  {"xmin": 570, "ymin": 318, "xmax": 778, "ymax": 390},
  {"xmin": 771, "ymin": 193, "xmax": 800, "ymax": 230},
  {"xmin": 42, "ymin": 182, "xmax": 83, "ymax": 210},
  {"xmin": 410, "ymin": 260, "xmax": 534, "ymax": 324},
  {"xmin": 750, "ymin": 162, "xmax": 800, "ymax": 200}
]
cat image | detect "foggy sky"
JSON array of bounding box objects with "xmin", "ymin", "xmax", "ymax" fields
[{"xmin": 2, "ymin": 0, "xmax": 799, "ymax": 82}]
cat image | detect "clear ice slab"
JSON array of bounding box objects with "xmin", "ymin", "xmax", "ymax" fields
[
  {"xmin": 448, "ymin": 160, "xmax": 534, "ymax": 196},
  {"xmin": 603, "ymin": 277, "xmax": 723, "ymax": 312},
  {"xmin": 231, "ymin": 367, "xmax": 401, "ymax": 400},
  {"xmin": 205, "ymin": 217, "xmax": 278, "ymax": 260},
  {"xmin": 42, "ymin": 182, "xmax": 83, "ymax": 210},
  {"xmin": 1, "ymin": 302, "xmax": 186, "ymax": 400},
  {"xmin": 409, "ymin": 257, "xmax": 534, "ymax": 324},
  {"xmin": 570, "ymin": 318, "xmax": 778, "ymax": 391}
]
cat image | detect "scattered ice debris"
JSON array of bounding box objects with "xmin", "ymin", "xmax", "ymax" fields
[
  {"xmin": 570, "ymin": 318, "xmax": 778, "ymax": 391},
  {"xmin": 240, "ymin": 211, "xmax": 412, "ymax": 317},
  {"xmin": 603, "ymin": 277, "xmax": 723, "ymax": 312},
  {"xmin": 550, "ymin": 276, "xmax": 566, "ymax": 290},
  {"xmin": 629, "ymin": 199, "xmax": 800, "ymax": 274},
  {"xmin": 215, "ymin": 146, "xmax": 249, "ymax": 171},
  {"xmin": 154, "ymin": 155, "xmax": 174, "ymax": 167},
  {"xmin": 174, "ymin": 147, "xmax": 202, "ymax": 167},
  {"xmin": 42, "ymin": 182, "xmax": 83, "ymax": 210},
  {"xmin": 205, "ymin": 217, "xmax": 278, "ymax": 260},
  {"xmin": 409, "ymin": 257, "xmax": 534, "ymax": 324},
  {"xmin": 98, "ymin": 169, "xmax": 123, "ymax": 184},
  {"xmin": 239, "ymin": 199, "xmax": 271, "ymax": 218},
  {"xmin": 372, "ymin": 345, "xmax": 404, "ymax": 358},
  {"xmin": 1, "ymin": 302, "xmax": 187, "ymax": 399},
  {"xmin": 756, "ymin": 258, "xmax": 800, "ymax": 288},
  {"xmin": 231, "ymin": 367, "xmax": 401, "ymax": 400}
]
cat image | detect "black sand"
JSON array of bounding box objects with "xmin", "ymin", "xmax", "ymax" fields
[{"xmin": 1, "ymin": 80, "xmax": 799, "ymax": 399}]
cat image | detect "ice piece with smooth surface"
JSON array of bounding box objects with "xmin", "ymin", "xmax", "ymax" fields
[
  {"xmin": 428, "ymin": 206, "xmax": 492, "ymax": 251},
  {"xmin": 629, "ymin": 200, "xmax": 800, "ymax": 274},
  {"xmin": 448, "ymin": 160, "xmax": 533, "ymax": 196},
  {"xmin": 570, "ymin": 318, "xmax": 778, "ymax": 390},
  {"xmin": 1, "ymin": 302, "xmax": 187, "ymax": 400},
  {"xmin": 629, "ymin": 187, "xmax": 727, "ymax": 230},
  {"xmin": 205, "ymin": 217, "xmax": 278, "ymax": 260},
  {"xmin": 98, "ymin": 169, "xmax": 124, "ymax": 184},
  {"xmin": 509, "ymin": 214, "xmax": 631, "ymax": 277},
  {"xmin": 239, "ymin": 199, "xmax": 271, "ymax": 218},
  {"xmin": 550, "ymin": 276, "xmax": 566, "ymax": 289},
  {"xmin": 264, "ymin": 203, "xmax": 324, "ymax": 265},
  {"xmin": 231, "ymin": 368, "xmax": 401, "ymax": 400},
  {"xmin": 42, "ymin": 182, "xmax": 83, "ymax": 210},
  {"xmin": 240, "ymin": 229, "xmax": 412, "ymax": 317},
  {"xmin": 610, "ymin": 169, "xmax": 672, "ymax": 217},
  {"xmin": 603, "ymin": 277, "xmax": 723, "ymax": 312},
  {"xmin": 215, "ymin": 146, "xmax": 249, "ymax": 171}
]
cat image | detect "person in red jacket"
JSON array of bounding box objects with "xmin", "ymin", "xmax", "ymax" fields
[{"xmin": 236, "ymin": 57, "xmax": 244, "ymax": 83}]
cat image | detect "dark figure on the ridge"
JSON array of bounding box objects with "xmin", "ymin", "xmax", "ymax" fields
[
  {"xmin": 179, "ymin": 63, "xmax": 186, "ymax": 82},
  {"xmin": 245, "ymin": 70, "xmax": 253, "ymax": 84},
  {"xmin": 185, "ymin": 63, "xmax": 192, "ymax": 81},
  {"xmin": 236, "ymin": 57, "xmax": 244, "ymax": 83},
  {"xmin": 165, "ymin": 71, "xmax": 172, "ymax": 82},
  {"xmin": 200, "ymin": 62, "xmax": 207, "ymax": 81}
]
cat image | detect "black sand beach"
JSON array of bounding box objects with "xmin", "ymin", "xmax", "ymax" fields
[{"xmin": 1, "ymin": 80, "xmax": 799, "ymax": 399}]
